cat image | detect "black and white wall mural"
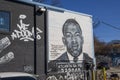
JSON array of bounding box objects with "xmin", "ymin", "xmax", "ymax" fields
[{"xmin": 46, "ymin": 9, "xmax": 94, "ymax": 80}]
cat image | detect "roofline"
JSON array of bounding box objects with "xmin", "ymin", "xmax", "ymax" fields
[{"xmin": 17, "ymin": 0, "xmax": 92, "ymax": 18}]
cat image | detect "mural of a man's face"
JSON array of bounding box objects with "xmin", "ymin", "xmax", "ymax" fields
[{"xmin": 62, "ymin": 20, "xmax": 83, "ymax": 58}]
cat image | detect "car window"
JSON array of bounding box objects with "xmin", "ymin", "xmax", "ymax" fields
[{"xmin": 1, "ymin": 77, "xmax": 36, "ymax": 80}]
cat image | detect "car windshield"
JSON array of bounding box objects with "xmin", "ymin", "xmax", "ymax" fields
[{"xmin": 1, "ymin": 77, "xmax": 36, "ymax": 80}]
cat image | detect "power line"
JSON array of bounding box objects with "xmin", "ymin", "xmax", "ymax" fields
[
  {"xmin": 93, "ymin": 17, "xmax": 120, "ymax": 31},
  {"xmin": 101, "ymin": 21, "xmax": 120, "ymax": 31}
]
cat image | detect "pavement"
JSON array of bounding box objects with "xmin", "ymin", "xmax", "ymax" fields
[
  {"xmin": 106, "ymin": 67, "xmax": 120, "ymax": 79},
  {"xmin": 96, "ymin": 67, "xmax": 120, "ymax": 80}
]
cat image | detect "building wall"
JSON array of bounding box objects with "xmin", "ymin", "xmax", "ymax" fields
[
  {"xmin": 0, "ymin": 0, "xmax": 95, "ymax": 80},
  {"xmin": 0, "ymin": 0, "xmax": 45, "ymax": 76}
]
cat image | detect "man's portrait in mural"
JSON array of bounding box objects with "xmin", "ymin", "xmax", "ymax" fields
[
  {"xmin": 57, "ymin": 19, "xmax": 84, "ymax": 62},
  {"xmin": 48, "ymin": 19, "xmax": 93, "ymax": 72}
]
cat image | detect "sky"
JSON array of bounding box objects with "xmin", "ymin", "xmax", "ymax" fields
[{"xmin": 42, "ymin": 0, "xmax": 120, "ymax": 43}]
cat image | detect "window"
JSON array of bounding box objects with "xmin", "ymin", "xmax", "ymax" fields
[{"xmin": 0, "ymin": 11, "xmax": 10, "ymax": 32}]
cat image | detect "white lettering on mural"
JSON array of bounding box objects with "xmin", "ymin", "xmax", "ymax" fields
[
  {"xmin": 0, "ymin": 37, "xmax": 14, "ymax": 64},
  {"xmin": 46, "ymin": 75, "xmax": 58, "ymax": 80},
  {"xmin": 0, "ymin": 52, "xmax": 14, "ymax": 64},
  {"xmin": 0, "ymin": 37, "xmax": 11, "ymax": 53},
  {"xmin": 11, "ymin": 14, "xmax": 43, "ymax": 42},
  {"xmin": 46, "ymin": 72, "xmax": 84, "ymax": 80}
]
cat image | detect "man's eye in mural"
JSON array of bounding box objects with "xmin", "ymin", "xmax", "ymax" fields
[{"xmin": 75, "ymin": 33, "xmax": 81, "ymax": 37}]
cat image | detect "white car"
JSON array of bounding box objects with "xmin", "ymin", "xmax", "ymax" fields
[{"xmin": 0, "ymin": 72, "xmax": 37, "ymax": 80}]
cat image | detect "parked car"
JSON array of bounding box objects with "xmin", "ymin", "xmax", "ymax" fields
[
  {"xmin": 97, "ymin": 62, "xmax": 110, "ymax": 70},
  {"xmin": 0, "ymin": 72, "xmax": 37, "ymax": 80}
]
